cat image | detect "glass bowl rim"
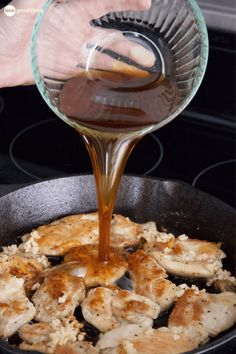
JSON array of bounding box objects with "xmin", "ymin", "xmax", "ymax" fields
[{"xmin": 30, "ymin": 0, "xmax": 209, "ymax": 134}]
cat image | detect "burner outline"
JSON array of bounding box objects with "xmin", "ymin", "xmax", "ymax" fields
[
  {"xmin": 9, "ymin": 118, "xmax": 57, "ymax": 180},
  {"xmin": 9, "ymin": 119, "xmax": 164, "ymax": 179},
  {"xmin": 143, "ymin": 133, "xmax": 164, "ymax": 176},
  {"xmin": 192, "ymin": 159, "xmax": 236, "ymax": 187}
]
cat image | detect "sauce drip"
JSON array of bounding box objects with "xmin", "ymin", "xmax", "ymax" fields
[{"xmin": 60, "ymin": 67, "xmax": 178, "ymax": 262}]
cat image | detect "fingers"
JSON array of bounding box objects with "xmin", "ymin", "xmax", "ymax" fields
[
  {"xmin": 0, "ymin": 56, "xmax": 20, "ymax": 88},
  {"xmin": 80, "ymin": 0, "xmax": 151, "ymax": 21},
  {"xmin": 84, "ymin": 29, "xmax": 156, "ymax": 75},
  {"xmin": 0, "ymin": 0, "xmax": 153, "ymax": 87},
  {"xmin": 36, "ymin": 0, "xmax": 155, "ymax": 79},
  {"xmin": 116, "ymin": 0, "xmax": 151, "ymax": 11},
  {"xmin": 85, "ymin": 40, "xmax": 156, "ymax": 75},
  {"xmin": 36, "ymin": 5, "xmax": 155, "ymax": 82},
  {"xmin": 106, "ymin": 37, "xmax": 156, "ymax": 68}
]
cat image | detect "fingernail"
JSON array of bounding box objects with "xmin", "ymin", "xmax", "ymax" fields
[{"xmin": 130, "ymin": 45, "xmax": 155, "ymax": 67}]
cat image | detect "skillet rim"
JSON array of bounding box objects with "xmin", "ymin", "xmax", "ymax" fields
[
  {"xmin": 0, "ymin": 174, "xmax": 235, "ymax": 354},
  {"xmin": 0, "ymin": 173, "xmax": 235, "ymax": 213}
]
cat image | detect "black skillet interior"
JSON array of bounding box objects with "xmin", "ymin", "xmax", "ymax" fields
[{"xmin": 0, "ymin": 175, "xmax": 235, "ymax": 354}]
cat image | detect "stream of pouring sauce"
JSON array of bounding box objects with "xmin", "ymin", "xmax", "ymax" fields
[{"xmin": 60, "ymin": 66, "xmax": 177, "ymax": 262}]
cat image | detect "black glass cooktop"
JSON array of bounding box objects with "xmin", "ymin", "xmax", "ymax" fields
[
  {"xmin": 0, "ymin": 90, "xmax": 235, "ymax": 207},
  {"xmin": 0, "ymin": 30, "xmax": 235, "ymax": 208}
]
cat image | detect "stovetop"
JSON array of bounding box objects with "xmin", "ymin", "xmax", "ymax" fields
[
  {"xmin": 0, "ymin": 26, "xmax": 235, "ymax": 354},
  {"xmin": 0, "ymin": 30, "xmax": 235, "ymax": 208}
]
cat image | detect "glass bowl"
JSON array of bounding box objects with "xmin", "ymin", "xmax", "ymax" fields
[{"xmin": 31, "ymin": 0, "xmax": 208, "ymax": 135}]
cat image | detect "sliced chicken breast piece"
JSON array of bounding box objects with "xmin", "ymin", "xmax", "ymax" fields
[
  {"xmin": 128, "ymin": 250, "xmax": 167, "ymax": 283},
  {"xmin": 96, "ymin": 324, "xmax": 149, "ymax": 351},
  {"xmin": 21, "ymin": 213, "xmax": 99, "ymax": 256},
  {"xmin": 110, "ymin": 215, "xmax": 158, "ymax": 248},
  {"xmin": 32, "ymin": 269, "xmax": 85, "ymax": 322},
  {"xmin": 0, "ymin": 252, "xmax": 49, "ymax": 293},
  {"xmin": 99, "ymin": 349, "xmax": 119, "ymax": 354},
  {"xmin": 168, "ymin": 289, "xmax": 236, "ymax": 344},
  {"xmin": 20, "ymin": 213, "xmax": 157, "ymax": 256},
  {"xmin": 82, "ymin": 287, "xmax": 159, "ymax": 332},
  {"xmin": 112, "ymin": 289, "xmax": 160, "ymax": 326},
  {"xmin": 19, "ymin": 316, "xmax": 84, "ymax": 354},
  {"xmin": 149, "ymin": 278, "xmax": 177, "ymax": 311},
  {"xmin": 55, "ymin": 342, "xmax": 98, "ymax": 354},
  {"xmin": 64, "ymin": 245, "xmax": 128, "ymax": 287},
  {"xmin": 97, "ymin": 326, "xmax": 197, "ymax": 354},
  {"xmin": 0, "ymin": 272, "xmax": 25, "ymax": 302},
  {"xmin": 117, "ymin": 327, "xmax": 198, "ymax": 354},
  {"xmin": 81, "ymin": 287, "xmax": 119, "ymax": 332},
  {"xmin": 128, "ymin": 251, "xmax": 177, "ymax": 311},
  {"xmin": 145, "ymin": 236, "xmax": 226, "ymax": 278},
  {"xmin": 213, "ymin": 279, "xmax": 236, "ymax": 293},
  {"xmin": 0, "ymin": 273, "xmax": 35, "ymax": 337},
  {"xmin": 142, "ymin": 229, "xmax": 175, "ymax": 244},
  {"xmin": 206, "ymin": 268, "xmax": 236, "ymax": 293}
]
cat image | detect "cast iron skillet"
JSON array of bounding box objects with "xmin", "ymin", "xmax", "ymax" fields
[{"xmin": 0, "ymin": 175, "xmax": 235, "ymax": 354}]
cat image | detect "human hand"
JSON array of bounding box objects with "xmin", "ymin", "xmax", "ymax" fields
[{"xmin": 0, "ymin": 0, "xmax": 152, "ymax": 88}]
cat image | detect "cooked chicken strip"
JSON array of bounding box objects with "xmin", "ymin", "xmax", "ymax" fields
[
  {"xmin": 82, "ymin": 287, "xmax": 159, "ymax": 332},
  {"xmin": 145, "ymin": 236, "xmax": 225, "ymax": 278},
  {"xmin": 213, "ymin": 279, "xmax": 236, "ymax": 293},
  {"xmin": 97, "ymin": 325, "xmax": 197, "ymax": 353},
  {"xmin": 21, "ymin": 213, "xmax": 157, "ymax": 256},
  {"xmin": 129, "ymin": 250, "xmax": 167, "ymax": 282},
  {"xmin": 110, "ymin": 215, "xmax": 157, "ymax": 248},
  {"xmin": 168, "ymin": 289, "xmax": 236, "ymax": 344},
  {"xmin": 117, "ymin": 327, "xmax": 198, "ymax": 354},
  {"xmin": 21, "ymin": 213, "xmax": 99, "ymax": 256},
  {"xmin": 96, "ymin": 324, "xmax": 149, "ymax": 351},
  {"xmin": 128, "ymin": 251, "xmax": 177, "ymax": 311},
  {"xmin": 142, "ymin": 228, "xmax": 175, "ymax": 244},
  {"xmin": 112, "ymin": 289, "xmax": 160, "ymax": 326},
  {"xmin": 64, "ymin": 245, "xmax": 128, "ymax": 287},
  {"xmin": 0, "ymin": 298, "xmax": 36, "ymax": 338},
  {"xmin": 32, "ymin": 269, "xmax": 85, "ymax": 322},
  {"xmin": 64, "ymin": 244, "xmax": 118, "ymax": 263},
  {"xmin": 206, "ymin": 268, "xmax": 236, "ymax": 293},
  {"xmin": 55, "ymin": 342, "xmax": 98, "ymax": 354},
  {"xmin": 0, "ymin": 252, "xmax": 49, "ymax": 293},
  {"xmin": 81, "ymin": 287, "xmax": 119, "ymax": 332},
  {"xmin": 0, "ymin": 273, "xmax": 35, "ymax": 337},
  {"xmin": 19, "ymin": 316, "xmax": 84, "ymax": 354}
]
